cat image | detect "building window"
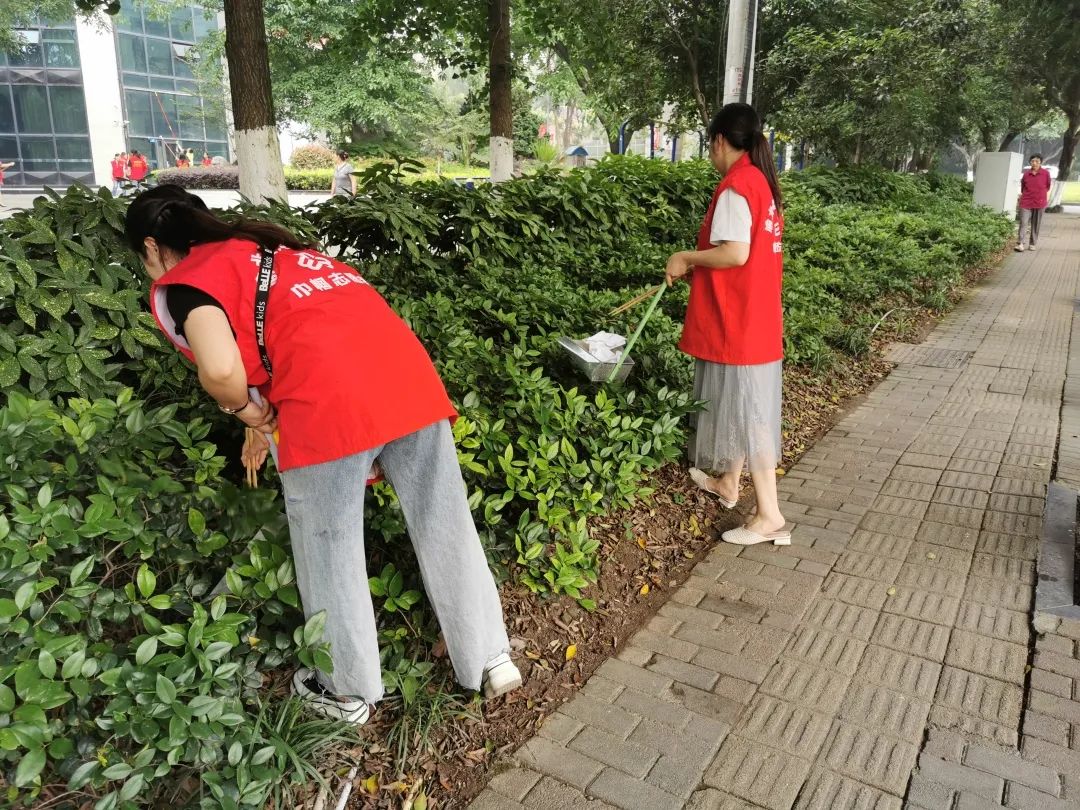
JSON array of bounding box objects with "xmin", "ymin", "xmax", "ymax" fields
[
  {"xmin": 12, "ymin": 85, "xmax": 52, "ymax": 133},
  {"xmin": 115, "ymin": 1, "xmax": 228, "ymax": 168},
  {"xmin": 43, "ymin": 29, "xmax": 79, "ymax": 68},
  {"xmin": 0, "ymin": 16, "xmax": 93, "ymax": 186}
]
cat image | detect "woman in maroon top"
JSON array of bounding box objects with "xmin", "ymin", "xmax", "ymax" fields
[
  {"xmin": 1016, "ymin": 154, "xmax": 1052, "ymax": 252},
  {"xmin": 664, "ymin": 103, "xmax": 790, "ymax": 546}
]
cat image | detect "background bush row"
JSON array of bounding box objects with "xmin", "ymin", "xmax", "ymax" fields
[
  {"xmin": 0, "ymin": 159, "xmax": 1010, "ymax": 807},
  {"xmin": 150, "ymin": 167, "xmax": 337, "ymax": 191}
]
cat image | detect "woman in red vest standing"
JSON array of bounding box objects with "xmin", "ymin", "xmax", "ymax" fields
[
  {"xmin": 124, "ymin": 185, "xmax": 520, "ymax": 725},
  {"xmin": 127, "ymin": 150, "xmax": 149, "ymax": 188},
  {"xmin": 665, "ymin": 103, "xmax": 789, "ymax": 546}
]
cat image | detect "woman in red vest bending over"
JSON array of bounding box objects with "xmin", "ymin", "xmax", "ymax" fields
[
  {"xmin": 124, "ymin": 185, "xmax": 520, "ymax": 725},
  {"xmin": 664, "ymin": 103, "xmax": 789, "ymax": 547}
]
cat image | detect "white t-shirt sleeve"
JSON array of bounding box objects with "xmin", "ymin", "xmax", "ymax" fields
[{"xmin": 708, "ymin": 189, "xmax": 752, "ymax": 245}]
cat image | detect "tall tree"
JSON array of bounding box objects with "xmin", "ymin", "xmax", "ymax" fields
[
  {"xmin": 223, "ymin": 0, "xmax": 287, "ymax": 201},
  {"xmin": 1019, "ymin": 0, "xmax": 1080, "ymax": 206},
  {"xmin": 489, "ymin": 0, "xmax": 513, "ymax": 179},
  {"xmin": 757, "ymin": 0, "xmax": 1054, "ymax": 169},
  {"xmin": 525, "ymin": 0, "xmax": 666, "ymax": 153},
  {"xmin": 352, "ymin": 0, "xmax": 519, "ymax": 180},
  {"xmin": 264, "ymin": 0, "xmax": 437, "ymax": 149}
]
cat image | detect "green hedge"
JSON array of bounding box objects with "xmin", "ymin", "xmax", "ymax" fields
[
  {"xmin": 151, "ymin": 167, "xmax": 336, "ymax": 191},
  {"xmin": 0, "ymin": 161, "xmax": 1010, "ymax": 806}
]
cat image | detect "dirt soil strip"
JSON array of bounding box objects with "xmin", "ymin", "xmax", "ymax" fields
[{"xmin": 337, "ymin": 251, "xmax": 1006, "ymax": 809}]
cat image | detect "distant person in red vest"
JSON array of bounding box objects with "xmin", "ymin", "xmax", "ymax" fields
[
  {"xmin": 665, "ymin": 102, "xmax": 789, "ymax": 547},
  {"xmin": 0, "ymin": 160, "xmax": 14, "ymax": 205},
  {"xmin": 111, "ymin": 153, "xmax": 127, "ymax": 195},
  {"xmin": 176, "ymin": 154, "xmax": 190, "ymax": 169},
  {"xmin": 123, "ymin": 184, "xmax": 521, "ymax": 725},
  {"xmin": 128, "ymin": 151, "xmax": 149, "ymax": 187},
  {"xmin": 201, "ymin": 152, "xmax": 212, "ymax": 167},
  {"xmin": 1016, "ymin": 153, "xmax": 1052, "ymax": 252}
]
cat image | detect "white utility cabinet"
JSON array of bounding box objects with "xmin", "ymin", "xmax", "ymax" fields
[{"xmin": 973, "ymin": 151, "xmax": 1024, "ymax": 216}]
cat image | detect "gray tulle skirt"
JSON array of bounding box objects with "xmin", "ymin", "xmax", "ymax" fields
[{"xmin": 689, "ymin": 359, "xmax": 782, "ymax": 474}]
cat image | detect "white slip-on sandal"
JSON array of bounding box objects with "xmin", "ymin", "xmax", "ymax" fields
[
  {"xmin": 292, "ymin": 667, "xmax": 370, "ymax": 725},
  {"xmin": 689, "ymin": 468, "xmax": 737, "ymax": 509},
  {"xmin": 721, "ymin": 525, "xmax": 792, "ymax": 546},
  {"xmin": 482, "ymin": 653, "xmax": 522, "ymax": 698}
]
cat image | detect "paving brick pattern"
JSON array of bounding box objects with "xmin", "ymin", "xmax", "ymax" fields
[{"xmin": 469, "ymin": 217, "xmax": 1080, "ymax": 810}]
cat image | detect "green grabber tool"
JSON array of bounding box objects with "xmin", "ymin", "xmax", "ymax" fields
[{"xmin": 606, "ymin": 282, "xmax": 666, "ymax": 383}]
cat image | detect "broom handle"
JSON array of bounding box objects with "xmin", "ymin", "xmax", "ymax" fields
[{"xmin": 607, "ymin": 282, "xmax": 666, "ymax": 383}]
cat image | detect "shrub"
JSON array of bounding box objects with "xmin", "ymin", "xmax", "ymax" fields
[
  {"xmin": 0, "ymin": 187, "xmax": 190, "ymax": 402},
  {"xmin": 154, "ymin": 166, "xmax": 240, "ymax": 189},
  {"xmin": 289, "ymin": 144, "xmax": 336, "ymax": 170},
  {"xmin": 533, "ymin": 139, "xmax": 561, "ymax": 165},
  {"xmin": 146, "ymin": 168, "xmax": 335, "ymax": 191},
  {"xmin": 0, "ymin": 390, "xmax": 333, "ymax": 807},
  {"xmin": 0, "ymin": 161, "xmax": 1011, "ymax": 804},
  {"xmin": 283, "ymin": 168, "xmax": 333, "ymax": 190}
]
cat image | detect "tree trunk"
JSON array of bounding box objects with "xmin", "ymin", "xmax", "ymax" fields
[
  {"xmin": 608, "ymin": 126, "xmax": 634, "ymax": 156},
  {"xmin": 1049, "ymin": 109, "xmax": 1075, "ymax": 213},
  {"xmin": 223, "ymin": 0, "xmax": 286, "ymax": 203},
  {"xmin": 488, "ymin": 0, "xmax": 513, "ymax": 182},
  {"xmin": 562, "ymin": 102, "xmax": 576, "ymax": 150},
  {"xmin": 1058, "ymin": 111, "xmax": 1079, "ymax": 182},
  {"xmin": 997, "ymin": 131, "xmax": 1019, "ymax": 152}
]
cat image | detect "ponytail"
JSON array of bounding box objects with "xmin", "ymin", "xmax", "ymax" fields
[
  {"xmin": 750, "ymin": 131, "xmax": 783, "ymax": 213},
  {"xmin": 125, "ymin": 184, "xmax": 311, "ymax": 258},
  {"xmin": 707, "ymin": 103, "xmax": 783, "ymax": 212}
]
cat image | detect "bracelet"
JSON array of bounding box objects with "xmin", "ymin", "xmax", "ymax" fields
[{"xmin": 217, "ymin": 397, "xmax": 250, "ymax": 415}]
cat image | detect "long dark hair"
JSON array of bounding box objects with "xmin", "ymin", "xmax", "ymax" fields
[
  {"xmin": 707, "ymin": 103, "xmax": 782, "ymax": 212},
  {"xmin": 124, "ymin": 184, "xmax": 311, "ymax": 258}
]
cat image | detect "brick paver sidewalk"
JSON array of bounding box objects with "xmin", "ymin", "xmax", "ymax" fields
[{"xmin": 469, "ymin": 213, "xmax": 1080, "ymax": 810}]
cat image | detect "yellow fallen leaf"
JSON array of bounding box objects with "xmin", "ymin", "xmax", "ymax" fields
[
  {"xmin": 565, "ymin": 644, "xmax": 577, "ymax": 661},
  {"xmin": 776, "ymin": 468, "xmax": 786, "ymax": 476},
  {"xmin": 414, "ymin": 792, "xmax": 428, "ymax": 810},
  {"xmin": 247, "ymin": 635, "xmax": 260, "ymax": 647},
  {"xmin": 363, "ymin": 774, "xmax": 379, "ymax": 795},
  {"xmin": 886, "ymin": 587, "xmax": 897, "ymax": 596},
  {"xmin": 926, "ymin": 552, "xmax": 937, "ymax": 560},
  {"xmin": 640, "ymin": 583, "xmax": 650, "ymax": 596},
  {"xmin": 525, "ymin": 650, "xmax": 540, "ymax": 660},
  {"xmin": 637, "ymin": 536, "xmax": 647, "ymax": 549}
]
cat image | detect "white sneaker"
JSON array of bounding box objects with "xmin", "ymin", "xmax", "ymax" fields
[
  {"xmin": 1014, "ymin": 245, "xmax": 1025, "ymax": 252},
  {"xmin": 1029, "ymin": 244, "xmax": 1037, "ymax": 251},
  {"xmin": 482, "ymin": 653, "xmax": 522, "ymax": 698},
  {"xmin": 292, "ymin": 667, "xmax": 370, "ymax": 725}
]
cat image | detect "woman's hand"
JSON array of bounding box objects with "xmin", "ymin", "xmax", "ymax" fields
[
  {"xmin": 665, "ymin": 252, "xmax": 692, "ymax": 286},
  {"xmin": 237, "ymin": 398, "xmax": 277, "ymax": 434},
  {"xmin": 241, "ymin": 428, "xmax": 270, "ymax": 471}
]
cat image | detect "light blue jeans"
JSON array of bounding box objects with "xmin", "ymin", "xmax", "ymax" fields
[{"xmin": 280, "ymin": 419, "xmax": 510, "ymax": 702}]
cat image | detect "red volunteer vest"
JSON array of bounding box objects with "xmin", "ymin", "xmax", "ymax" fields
[
  {"xmin": 111, "ymin": 159, "xmax": 124, "ymax": 179},
  {"xmin": 678, "ymin": 153, "xmax": 784, "ymax": 365},
  {"xmin": 149, "ymin": 239, "xmax": 456, "ymax": 471},
  {"xmin": 129, "ymin": 157, "xmax": 148, "ymax": 180}
]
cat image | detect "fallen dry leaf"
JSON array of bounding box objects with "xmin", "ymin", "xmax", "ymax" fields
[{"xmin": 565, "ymin": 644, "xmax": 577, "ymax": 661}]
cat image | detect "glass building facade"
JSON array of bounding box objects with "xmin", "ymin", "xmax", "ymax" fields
[
  {"xmin": 0, "ymin": 3, "xmax": 228, "ymax": 188},
  {"xmin": 0, "ymin": 19, "xmax": 94, "ymax": 187},
  {"xmin": 114, "ymin": 1, "xmax": 227, "ymax": 168}
]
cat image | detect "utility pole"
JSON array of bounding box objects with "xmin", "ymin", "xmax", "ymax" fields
[{"xmin": 722, "ymin": 0, "xmax": 759, "ymax": 106}]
